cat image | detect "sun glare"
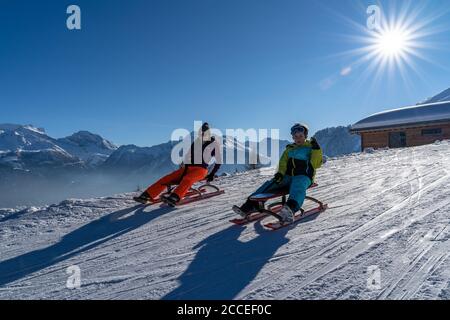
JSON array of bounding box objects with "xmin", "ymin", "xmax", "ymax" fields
[
  {"xmin": 333, "ymin": 1, "xmax": 446, "ymax": 90},
  {"xmin": 375, "ymin": 28, "xmax": 410, "ymax": 57}
]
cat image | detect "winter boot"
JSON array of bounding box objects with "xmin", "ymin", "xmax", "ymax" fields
[
  {"xmin": 161, "ymin": 193, "xmax": 180, "ymax": 207},
  {"xmin": 133, "ymin": 191, "xmax": 152, "ymax": 204},
  {"xmin": 278, "ymin": 205, "xmax": 294, "ymax": 224},
  {"xmin": 232, "ymin": 200, "xmax": 257, "ymax": 218}
]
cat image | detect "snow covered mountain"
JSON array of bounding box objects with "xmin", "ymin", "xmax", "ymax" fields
[
  {"xmin": 0, "ymin": 124, "xmax": 58, "ymax": 152},
  {"xmin": 56, "ymin": 131, "xmax": 117, "ymax": 167},
  {"xmin": 0, "ymin": 124, "xmax": 83, "ymax": 171},
  {"xmin": 1, "ymin": 140, "xmax": 449, "ymax": 299},
  {"xmin": 0, "ymin": 125, "xmax": 119, "ymax": 208},
  {"xmin": 0, "ymin": 124, "xmax": 116, "ymax": 169},
  {"xmin": 0, "ymin": 148, "xmax": 82, "ymax": 170},
  {"xmin": 422, "ymin": 87, "xmax": 450, "ymax": 104},
  {"xmin": 102, "ymin": 142, "xmax": 177, "ymax": 174},
  {"xmin": 313, "ymin": 126, "xmax": 361, "ymax": 157}
]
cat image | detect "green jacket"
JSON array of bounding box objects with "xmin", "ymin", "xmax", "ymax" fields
[{"xmin": 277, "ymin": 140, "xmax": 323, "ymax": 181}]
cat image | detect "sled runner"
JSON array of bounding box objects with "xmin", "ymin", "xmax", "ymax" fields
[
  {"xmin": 230, "ymin": 183, "xmax": 327, "ymax": 229},
  {"xmin": 134, "ymin": 182, "xmax": 225, "ymax": 206}
]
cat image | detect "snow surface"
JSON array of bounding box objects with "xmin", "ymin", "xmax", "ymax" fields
[
  {"xmin": 351, "ymin": 101, "xmax": 450, "ymax": 131},
  {"xmin": 1, "ymin": 141, "xmax": 450, "ymax": 300}
]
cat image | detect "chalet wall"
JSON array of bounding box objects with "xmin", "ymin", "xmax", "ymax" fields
[
  {"xmin": 361, "ymin": 131, "xmax": 389, "ymax": 149},
  {"xmin": 360, "ymin": 122, "xmax": 450, "ymax": 150}
]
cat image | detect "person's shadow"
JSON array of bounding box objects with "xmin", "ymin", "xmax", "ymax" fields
[
  {"xmin": 0, "ymin": 205, "xmax": 173, "ymax": 287},
  {"xmin": 163, "ymin": 222, "xmax": 290, "ymax": 300}
]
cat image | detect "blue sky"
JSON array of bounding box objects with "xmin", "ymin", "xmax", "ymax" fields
[{"xmin": 1, "ymin": 0, "xmax": 450, "ymax": 146}]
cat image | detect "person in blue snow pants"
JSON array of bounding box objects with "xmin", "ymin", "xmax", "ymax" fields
[{"xmin": 233, "ymin": 123, "xmax": 323, "ymax": 223}]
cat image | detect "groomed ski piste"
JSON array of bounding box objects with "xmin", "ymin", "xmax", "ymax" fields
[{"xmin": 1, "ymin": 141, "xmax": 450, "ymax": 300}]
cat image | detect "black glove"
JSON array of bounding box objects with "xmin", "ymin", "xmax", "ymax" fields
[
  {"xmin": 274, "ymin": 172, "xmax": 284, "ymax": 184},
  {"xmin": 206, "ymin": 174, "xmax": 215, "ymax": 182},
  {"xmin": 310, "ymin": 137, "xmax": 320, "ymax": 150}
]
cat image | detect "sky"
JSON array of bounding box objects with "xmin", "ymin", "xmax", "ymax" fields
[{"xmin": 1, "ymin": 0, "xmax": 450, "ymax": 146}]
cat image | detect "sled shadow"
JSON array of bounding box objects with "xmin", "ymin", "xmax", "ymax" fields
[
  {"xmin": 0, "ymin": 205, "xmax": 173, "ymax": 288},
  {"xmin": 162, "ymin": 222, "xmax": 290, "ymax": 300}
]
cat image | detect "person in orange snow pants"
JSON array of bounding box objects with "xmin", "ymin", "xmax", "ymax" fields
[
  {"xmin": 133, "ymin": 122, "xmax": 222, "ymax": 206},
  {"xmin": 145, "ymin": 166, "xmax": 208, "ymax": 201}
]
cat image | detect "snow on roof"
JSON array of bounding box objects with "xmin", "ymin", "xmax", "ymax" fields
[{"xmin": 351, "ymin": 101, "xmax": 450, "ymax": 132}]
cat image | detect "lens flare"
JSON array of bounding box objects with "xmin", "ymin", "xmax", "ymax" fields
[
  {"xmin": 326, "ymin": 1, "xmax": 449, "ymax": 93},
  {"xmin": 375, "ymin": 27, "xmax": 411, "ymax": 57}
]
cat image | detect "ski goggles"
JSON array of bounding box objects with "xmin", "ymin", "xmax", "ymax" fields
[{"xmin": 290, "ymin": 125, "xmax": 307, "ymax": 136}]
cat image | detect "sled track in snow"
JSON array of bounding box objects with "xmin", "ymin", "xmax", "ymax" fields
[{"xmin": 239, "ymin": 147, "xmax": 450, "ymax": 299}]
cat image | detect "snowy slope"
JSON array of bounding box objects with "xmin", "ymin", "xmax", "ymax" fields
[{"xmin": 1, "ymin": 141, "xmax": 450, "ymax": 299}]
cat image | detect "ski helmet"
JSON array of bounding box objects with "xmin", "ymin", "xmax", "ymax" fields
[{"xmin": 290, "ymin": 123, "xmax": 309, "ymax": 138}]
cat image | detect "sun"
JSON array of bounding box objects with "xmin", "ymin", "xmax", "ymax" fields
[
  {"xmin": 375, "ymin": 27, "xmax": 411, "ymax": 58},
  {"xmin": 329, "ymin": 1, "xmax": 447, "ymax": 90},
  {"xmin": 365, "ymin": 19, "xmax": 418, "ymax": 66}
]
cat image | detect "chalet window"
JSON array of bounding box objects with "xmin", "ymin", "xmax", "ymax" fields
[
  {"xmin": 389, "ymin": 132, "xmax": 406, "ymax": 148},
  {"xmin": 421, "ymin": 128, "xmax": 442, "ymax": 136}
]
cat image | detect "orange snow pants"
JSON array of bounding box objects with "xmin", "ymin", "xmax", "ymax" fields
[{"xmin": 145, "ymin": 166, "xmax": 208, "ymax": 200}]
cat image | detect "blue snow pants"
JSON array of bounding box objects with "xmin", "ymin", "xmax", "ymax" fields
[{"xmin": 250, "ymin": 175, "xmax": 312, "ymax": 212}]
